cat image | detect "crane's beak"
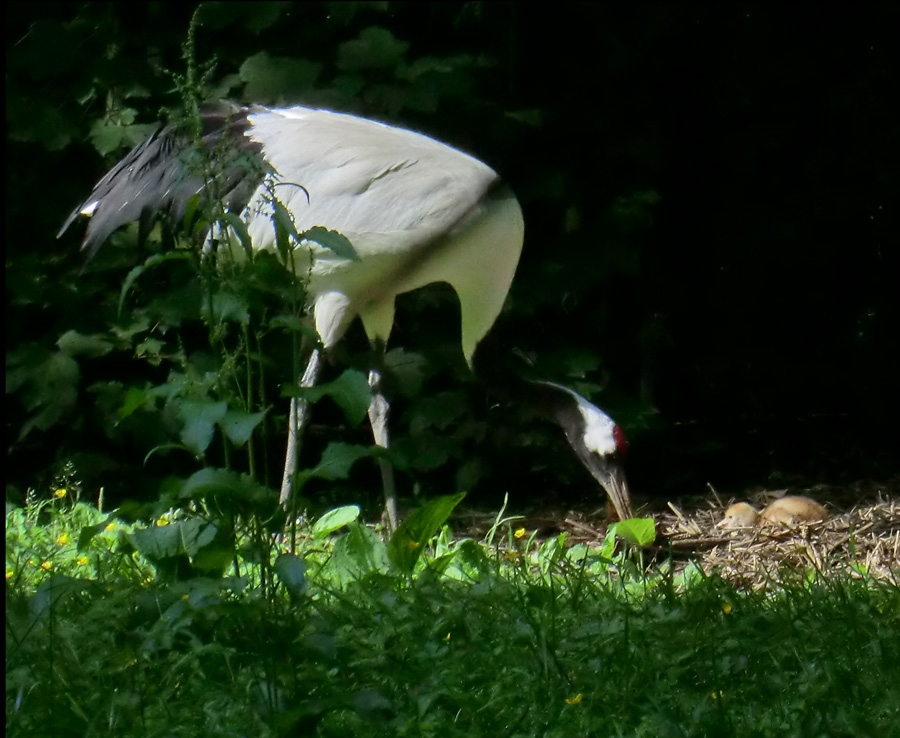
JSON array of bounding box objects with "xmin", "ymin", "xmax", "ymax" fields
[{"xmin": 587, "ymin": 457, "xmax": 633, "ymax": 521}]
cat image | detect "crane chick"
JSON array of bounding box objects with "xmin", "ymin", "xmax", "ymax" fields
[{"xmin": 718, "ymin": 496, "xmax": 828, "ymax": 529}]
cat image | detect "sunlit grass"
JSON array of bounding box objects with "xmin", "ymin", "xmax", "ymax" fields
[{"xmin": 6, "ymin": 495, "xmax": 900, "ymax": 738}]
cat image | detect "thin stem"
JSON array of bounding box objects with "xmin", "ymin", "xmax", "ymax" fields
[{"xmin": 243, "ymin": 321, "xmax": 257, "ymax": 480}]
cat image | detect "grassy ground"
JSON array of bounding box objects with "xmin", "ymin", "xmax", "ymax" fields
[{"xmin": 6, "ymin": 496, "xmax": 900, "ymax": 738}]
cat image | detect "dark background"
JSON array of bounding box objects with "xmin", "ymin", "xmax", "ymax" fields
[{"xmin": 7, "ymin": 2, "xmax": 898, "ymax": 516}]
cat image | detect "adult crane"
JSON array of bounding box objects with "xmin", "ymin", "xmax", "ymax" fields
[{"xmin": 59, "ymin": 102, "xmax": 633, "ymax": 531}]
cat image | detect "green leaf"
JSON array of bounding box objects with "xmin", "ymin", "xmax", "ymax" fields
[
  {"xmin": 310, "ymin": 443, "xmax": 372, "ymax": 481},
  {"xmin": 537, "ymin": 533, "xmax": 568, "ymax": 572},
  {"xmin": 177, "ymin": 399, "xmax": 228, "ymax": 455},
  {"xmin": 388, "ymin": 493, "xmax": 466, "ymax": 573},
  {"xmin": 179, "ymin": 467, "xmax": 271, "ymax": 505},
  {"xmin": 135, "ymin": 338, "xmax": 165, "ymax": 361},
  {"xmin": 204, "ymin": 291, "xmax": 251, "ymax": 324},
  {"xmin": 204, "ymin": 2, "xmax": 289, "ymax": 34},
  {"xmin": 218, "ymin": 408, "xmax": 266, "ymax": 447},
  {"xmin": 131, "ymin": 518, "xmax": 217, "ymax": 561},
  {"xmin": 175, "ymin": 519, "xmax": 220, "ymax": 558},
  {"xmin": 56, "ymin": 330, "xmax": 113, "ymax": 358},
  {"xmin": 192, "ymin": 537, "xmax": 235, "ymax": 577},
  {"xmin": 29, "ymin": 575, "xmax": 90, "ymax": 619},
  {"xmin": 329, "ymin": 522, "xmax": 391, "ymax": 586},
  {"xmin": 444, "ymin": 538, "xmax": 492, "ymax": 582},
  {"xmin": 674, "ymin": 562, "xmax": 704, "ymax": 590},
  {"xmin": 383, "ymin": 348, "xmax": 429, "ymax": 397},
  {"xmin": 77, "ymin": 513, "xmax": 120, "ymax": 552},
  {"xmin": 337, "ymin": 27, "xmax": 409, "ymax": 72},
  {"xmin": 182, "ymin": 192, "xmax": 203, "ymax": 234},
  {"xmin": 14, "ymin": 351, "xmax": 80, "ymax": 440},
  {"xmin": 411, "ymin": 391, "xmax": 469, "ymax": 432},
  {"xmin": 118, "ymin": 386, "xmax": 151, "ymax": 420},
  {"xmin": 239, "ymin": 51, "xmax": 322, "ymax": 103},
  {"xmin": 110, "ymin": 316, "xmax": 152, "ymax": 343},
  {"xmin": 288, "ymin": 369, "xmax": 371, "ymax": 426},
  {"xmin": 303, "ymin": 227, "xmax": 359, "ymax": 262},
  {"xmin": 274, "ymin": 553, "xmax": 307, "ymax": 603},
  {"xmin": 599, "ymin": 527, "xmax": 617, "ymax": 560},
  {"xmin": 324, "ymin": 369, "xmax": 371, "ymax": 425},
  {"xmin": 427, "ymin": 549, "xmax": 458, "ymax": 577},
  {"xmin": 272, "ymin": 199, "xmax": 300, "ymax": 260},
  {"xmin": 389, "ymin": 432, "xmax": 452, "ymax": 471},
  {"xmin": 220, "ymin": 212, "xmax": 254, "ymax": 259},
  {"xmin": 130, "ymin": 523, "xmax": 181, "ymax": 561},
  {"xmin": 312, "ymin": 505, "xmax": 361, "ymax": 538},
  {"xmin": 269, "ymin": 315, "xmax": 322, "ymax": 344},
  {"xmin": 351, "ymin": 690, "xmax": 392, "ymax": 715},
  {"xmin": 88, "ymin": 114, "xmax": 132, "ymax": 156},
  {"xmin": 609, "ymin": 517, "xmax": 657, "ymax": 547},
  {"xmin": 118, "ymin": 251, "xmax": 195, "ymax": 316}
]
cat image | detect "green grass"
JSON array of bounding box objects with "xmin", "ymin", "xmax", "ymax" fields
[{"xmin": 6, "ymin": 496, "xmax": 900, "ymax": 738}]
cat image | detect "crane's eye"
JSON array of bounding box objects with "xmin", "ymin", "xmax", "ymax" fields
[{"xmin": 613, "ymin": 425, "xmax": 627, "ymax": 456}]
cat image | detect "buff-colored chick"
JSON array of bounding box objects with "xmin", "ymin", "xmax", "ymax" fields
[
  {"xmin": 718, "ymin": 502, "xmax": 760, "ymax": 528},
  {"xmin": 759, "ymin": 496, "xmax": 827, "ymax": 526},
  {"xmin": 718, "ymin": 496, "xmax": 827, "ymax": 529}
]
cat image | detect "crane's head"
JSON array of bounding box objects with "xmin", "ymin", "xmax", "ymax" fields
[
  {"xmin": 539, "ymin": 382, "xmax": 633, "ymax": 521},
  {"xmin": 471, "ymin": 334, "xmax": 634, "ymax": 521}
]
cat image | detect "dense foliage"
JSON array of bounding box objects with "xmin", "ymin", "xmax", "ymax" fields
[
  {"xmin": 7, "ymin": 2, "xmax": 898, "ymax": 524},
  {"xmin": 8, "ymin": 495, "xmax": 899, "ymax": 737},
  {"xmin": 6, "ymin": 7, "xmax": 899, "ymax": 736}
]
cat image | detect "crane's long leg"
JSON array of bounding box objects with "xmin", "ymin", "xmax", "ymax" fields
[
  {"xmin": 279, "ymin": 348, "xmax": 322, "ymax": 508},
  {"xmin": 368, "ymin": 355, "xmax": 398, "ymax": 535},
  {"xmin": 279, "ymin": 341, "xmax": 398, "ymax": 536}
]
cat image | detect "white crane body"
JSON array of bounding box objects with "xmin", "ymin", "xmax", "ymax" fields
[
  {"xmin": 241, "ymin": 107, "xmax": 523, "ymax": 360},
  {"xmin": 60, "ymin": 103, "xmax": 633, "ymax": 527}
]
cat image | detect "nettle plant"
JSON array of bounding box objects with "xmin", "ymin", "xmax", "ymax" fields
[{"xmin": 50, "ymin": 99, "xmax": 382, "ymax": 581}]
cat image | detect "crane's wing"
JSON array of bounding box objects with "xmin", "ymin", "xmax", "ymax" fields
[
  {"xmin": 242, "ymin": 107, "xmax": 522, "ymax": 356},
  {"xmin": 60, "ymin": 104, "xmax": 524, "ymax": 359},
  {"xmin": 58, "ymin": 102, "xmax": 264, "ymax": 257},
  {"xmin": 243, "ymin": 107, "xmax": 501, "ymax": 256}
]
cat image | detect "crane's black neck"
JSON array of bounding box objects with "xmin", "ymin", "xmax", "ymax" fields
[
  {"xmin": 471, "ymin": 327, "xmax": 633, "ymax": 520},
  {"xmin": 470, "ymin": 327, "xmax": 590, "ymax": 447}
]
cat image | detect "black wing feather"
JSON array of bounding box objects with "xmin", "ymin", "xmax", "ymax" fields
[{"xmin": 58, "ymin": 102, "xmax": 265, "ymax": 257}]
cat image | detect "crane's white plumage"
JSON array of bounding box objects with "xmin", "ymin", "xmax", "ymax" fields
[
  {"xmin": 60, "ymin": 103, "xmax": 633, "ymax": 527},
  {"xmin": 242, "ymin": 107, "xmax": 523, "ymax": 361},
  {"xmin": 541, "ymin": 382, "xmax": 621, "ymax": 456}
]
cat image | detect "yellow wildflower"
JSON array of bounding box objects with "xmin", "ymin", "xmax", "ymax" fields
[
  {"xmin": 54, "ymin": 488, "xmax": 67, "ymax": 499},
  {"xmin": 57, "ymin": 533, "xmax": 70, "ymax": 545},
  {"xmin": 565, "ymin": 693, "xmax": 584, "ymax": 705},
  {"xmin": 514, "ymin": 527, "xmax": 526, "ymax": 539}
]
